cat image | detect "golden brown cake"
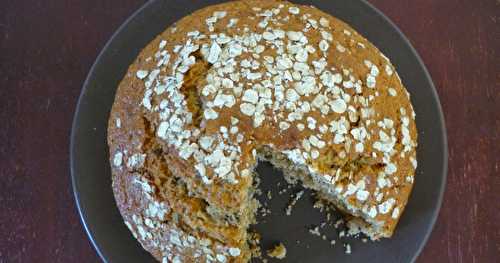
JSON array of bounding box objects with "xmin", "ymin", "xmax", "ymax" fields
[
  {"xmin": 267, "ymin": 243, "xmax": 287, "ymax": 259},
  {"xmin": 107, "ymin": 1, "xmax": 418, "ymax": 262}
]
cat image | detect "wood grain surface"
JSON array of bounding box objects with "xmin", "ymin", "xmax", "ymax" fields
[{"xmin": 0, "ymin": 0, "xmax": 498, "ymax": 262}]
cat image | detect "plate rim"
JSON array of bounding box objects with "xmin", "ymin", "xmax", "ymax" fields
[
  {"xmin": 70, "ymin": 0, "xmax": 448, "ymax": 262},
  {"xmin": 70, "ymin": 1, "xmax": 160, "ymax": 261},
  {"xmin": 358, "ymin": 1, "xmax": 448, "ymax": 262}
]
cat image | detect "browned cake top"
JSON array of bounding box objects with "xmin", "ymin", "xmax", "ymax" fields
[{"xmin": 108, "ymin": 1, "xmax": 418, "ymax": 262}]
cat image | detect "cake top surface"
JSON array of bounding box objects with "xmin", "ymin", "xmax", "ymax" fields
[{"xmin": 108, "ymin": 0, "xmax": 418, "ymax": 262}]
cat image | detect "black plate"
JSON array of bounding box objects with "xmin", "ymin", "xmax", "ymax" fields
[{"xmin": 70, "ymin": 0, "xmax": 448, "ymax": 262}]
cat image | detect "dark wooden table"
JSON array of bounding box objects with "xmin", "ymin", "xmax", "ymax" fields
[{"xmin": 1, "ymin": 0, "xmax": 498, "ymax": 262}]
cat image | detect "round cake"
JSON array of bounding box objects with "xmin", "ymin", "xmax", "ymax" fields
[{"xmin": 107, "ymin": 1, "xmax": 418, "ymax": 262}]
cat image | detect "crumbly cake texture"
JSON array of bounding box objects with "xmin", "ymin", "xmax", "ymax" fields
[
  {"xmin": 267, "ymin": 243, "xmax": 287, "ymax": 259},
  {"xmin": 107, "ymin": 1, "xmax": 418, "ymax": 262}
]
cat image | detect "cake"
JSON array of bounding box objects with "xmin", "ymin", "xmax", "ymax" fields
[
  {"xmin": 107, "ymin": 1, "xmax": 418, "ymax": 262},
  {"xmin": 267, "ymin": 243, "xmax": 287, "ymax": 259}
]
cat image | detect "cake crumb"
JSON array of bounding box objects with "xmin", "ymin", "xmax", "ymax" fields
[
  {"xmin": 259, "ymin": 206, "xmax": 271, "ymax": 217},
  {"xmin": 267, "ymin": 243, "xmax": 287, "ymax": 259},
  {"xmin": 309, "ymin": 226, "xmax": 321, "ymax": 236},
  {"xmin": 344, "ymin": 243, "xmax": 352, "ymax": 254},
  {"xmin": 313, "ymin": 199, "xmax": 325, "ymax": 211},
  {"xmin": 285, "ymin": 190, "xmax": 304, "ymax": 215},
  {"xmin": 334, "ymin": 219, "xmax": 344, "ymax": 229}
]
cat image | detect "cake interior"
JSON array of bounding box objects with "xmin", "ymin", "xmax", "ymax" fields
[
  {"xmin": 257, "ymin": 145, "xmax": 388, "ymax": 239},
  {"xmin": 140, "ymin": 125, "xmax": 387, "ymax": 260}
]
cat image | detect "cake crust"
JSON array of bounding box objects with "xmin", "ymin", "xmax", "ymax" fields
[{"xmin": 107, "ymin": 1, "xmax": 418, "ymax": 262}]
